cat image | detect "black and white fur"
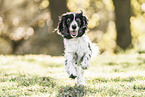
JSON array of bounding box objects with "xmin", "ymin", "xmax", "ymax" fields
[{"xmin": 57, "ymin": 11, "xmax": 98, "ymax": 85}]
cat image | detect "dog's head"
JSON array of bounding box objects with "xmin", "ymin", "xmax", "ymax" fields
[{"xmin": 57, "ymin": 11, "xmax": 88, "ymax": 39}]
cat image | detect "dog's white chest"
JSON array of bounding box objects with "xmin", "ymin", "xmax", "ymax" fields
[{"xmin": 64, "ymin": 35, "xmax": 91, "ymax": 54}]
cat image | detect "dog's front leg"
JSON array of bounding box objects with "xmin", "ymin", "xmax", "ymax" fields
[
  {"xmin": 65, "ymin": 52, "xmax": 77, "ymax": 79},
  {"xmin": 80, "ymin": 53, "xmax": 91, "ymax": 70},
  {"xmin": 76, "ymin": 66, "xmax": 85, "ymax": 85}
]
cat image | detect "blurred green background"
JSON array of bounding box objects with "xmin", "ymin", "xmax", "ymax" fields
[{"xmin": 0, "ymin": 0, "xmax": 145, "ymax": 55}]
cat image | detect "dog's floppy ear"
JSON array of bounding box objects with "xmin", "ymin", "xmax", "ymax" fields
[
  {"xmin": 57, "ymin": 15, "xmax": 68, "ymax": 37},
  {"xmin": 80, "ymin": 11, "xmax": 88, "ymax": 29},
  {"xmin": 78, "ymin": 11, "xmax": 89, "ymax": 37}
]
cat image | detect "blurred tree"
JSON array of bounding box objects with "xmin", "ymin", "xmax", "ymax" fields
[
  {"xmin": 0, "ymin": 0, "xmax": 27, "ymax": 54},
  {"xmin": 49, "ymin": 0, "xmax": 69, "ymax": 27},
  {"xmin": 49, "ymin": 0, "xmax": 69, "ymax": 55},
  {"xmin": 113, "ymin": 0, "xmax": 132, "ymax": 50},
  {"xmin": 0, "ymin": 0, "xmax": 52, "ymax": 55}
]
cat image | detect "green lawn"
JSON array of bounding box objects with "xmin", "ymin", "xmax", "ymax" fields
[{"xmin": 0, "ymin": 53, "xmax": 145, "ymax": 97}]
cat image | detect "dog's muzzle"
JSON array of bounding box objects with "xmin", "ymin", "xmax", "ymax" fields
[
  {"xmin": 70, "ymin": 31, "xmax": 78, "ymax": 37},
  {"xmin": 70, "ymin": 24, "xmax": 79, "ymax": 37}
]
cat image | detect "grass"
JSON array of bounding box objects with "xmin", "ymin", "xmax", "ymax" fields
[{"xmin": 0, "ymin": 53, "xmax": 145, "ymax": 96}]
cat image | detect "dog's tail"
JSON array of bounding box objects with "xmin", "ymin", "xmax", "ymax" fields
[{"xmin": 91, "ymin": 43, "xmax": 99, "ymax": 59}]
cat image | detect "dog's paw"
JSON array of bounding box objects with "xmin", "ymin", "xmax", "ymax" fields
[
  {"xmin": 81, "ymin": 65, "xmax": 88, "ymax": 70},
  {"xmin": 81, "ymin": 62, "xmax": 89, "ymax": 70},
  {"xmin": 69, "ymin": 74, "xmax": 77, "ymax": 79}
]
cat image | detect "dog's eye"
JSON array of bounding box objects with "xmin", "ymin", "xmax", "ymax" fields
[
  {"xmin": 76, "ymin": 18, "xmax": 81, "ymax": 24},
  {"xmin": 67, "ymin": 18, "xmax": 71, "ymax": 24}
]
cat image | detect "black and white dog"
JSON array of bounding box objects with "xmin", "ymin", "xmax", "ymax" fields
[{"xmin": 57, "ymin": 11, "xmax": 99, "ymax": 85}]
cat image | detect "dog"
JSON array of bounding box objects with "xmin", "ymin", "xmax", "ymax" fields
[{"xmin": 57, "ymin": 11, "xmax": 99, "ymax": 85}]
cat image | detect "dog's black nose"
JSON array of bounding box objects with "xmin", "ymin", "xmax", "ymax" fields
[{"xmin": 72, "ymin": 25, "xmax": 77, "ymax": 29}]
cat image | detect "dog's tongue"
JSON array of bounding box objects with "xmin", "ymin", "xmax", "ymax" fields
[{"xmin": 70, "ymin": 31, "xmax": 77, "ymax": 36}]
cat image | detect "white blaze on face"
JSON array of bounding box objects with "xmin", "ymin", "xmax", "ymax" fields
[{"xmin": 69, "ymin": 14, "xmax": 79, "ymax": 37}]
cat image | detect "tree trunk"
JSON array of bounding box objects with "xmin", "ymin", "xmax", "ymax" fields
[
  {"xmin": 49, "ymin": 0, "xmax": 69, "ymax": 55},
  {"xmin": 49, "ymin": 0, "xmax": 69, "ymax": 28},
  {"xmin": 113, "ymin": 0, "xmax": 132, "ymax": 50}
]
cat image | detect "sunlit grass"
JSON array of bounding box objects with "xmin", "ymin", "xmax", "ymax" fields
[{"xmin": 0, "ymin": 53, "xmax": 145, "ymax": 96}]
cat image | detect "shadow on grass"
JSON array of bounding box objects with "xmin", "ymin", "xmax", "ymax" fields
[
  {"xmin": 57, "ymin": 85, "xmax": 86, "ymax": 97},
  {"xmin": 2, "ymin": 73, "xmax": 56, "ymax": 87},
  {"xmin": 1, "ymin": 73, "xmax": 57, "ymax": 96}
]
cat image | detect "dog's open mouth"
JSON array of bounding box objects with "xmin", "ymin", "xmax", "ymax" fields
[{"xmin": 70, "ymin": 31, "xmax": 78, "ymax": 37}]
